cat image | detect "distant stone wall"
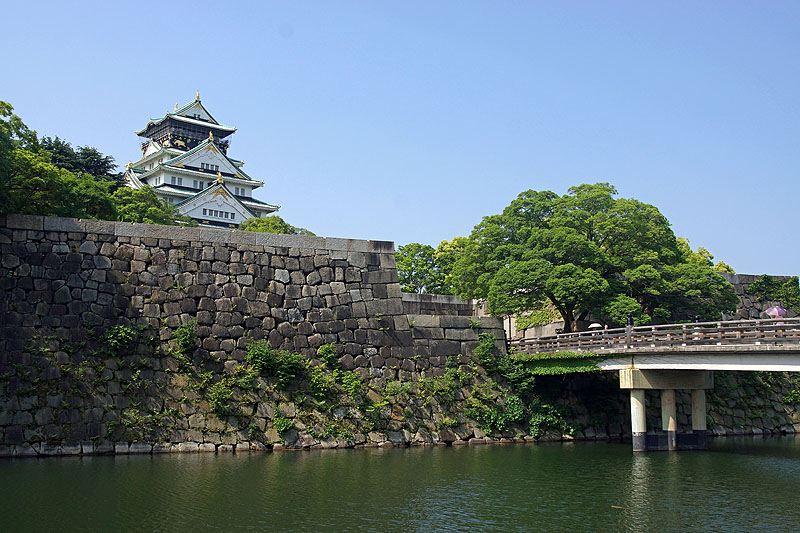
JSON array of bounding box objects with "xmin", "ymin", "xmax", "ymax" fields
[
  {"xmin": 525, "ymin": 371, "xmax": 799, "ymax": 441},
  {"xmin": 401, "ymin": 293, "xmax": 475, "ymax": 316},
  {"xmin": 2, "ymin": 214, "xmax": 796, "ymax": 458},
  {"xmin": 0, "ymin": 214, "xmax": 506, "ymax": 457},
  {"xmin": 721, "ymin": 273, "xmax": 797, "ymax": 320}
]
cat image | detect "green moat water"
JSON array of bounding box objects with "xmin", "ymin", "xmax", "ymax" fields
[{"xmin": 2, "ymin": 437, "xmax": 799, "ymax": 531}]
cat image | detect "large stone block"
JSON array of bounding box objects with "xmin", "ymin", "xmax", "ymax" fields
[
  {"xmin": 411, "ymin": 326, "xmax": 445, "ymax": 340},
  {"xmin": 84, "ymin": 220, "xmax": 115, "ymax": 235},
  {"xmin": 43, "ymin": 217, "xmax": 85, "ymax": 232},
  {"xmin": 445, "ymin": 329, "xmax": 478, "ymax": 341},
  {"xmin": 439, "ymin": 315, "xmax": 471, "ymax": 328},
  {"xmin": 408, "ymin": 314, "xmax": 439, "ymax": 328},
  {"xmin": 114, "ymin": 221, "xmax": 139, "ymax": 237},
  {"xmin": 196, "ymin": 227, "xmax": 232, "ymax": 244},
  {"xmin": 362, "ymin": 270, "xmax": 398, "ymax": 284},
  {"xmin": 367, "ymin": 240, "xmax": 395, "ymax": 253},
  {"xmin": 430, "ymin": 340, "xmax": 462, "ymax": 356},
  {"xmin": 6, "ymin": 214, "xmax": 44, "ymax": 230}
]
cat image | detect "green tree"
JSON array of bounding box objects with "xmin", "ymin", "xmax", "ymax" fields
[
  {"xmin": 238, "ymin": 215, "xmax": 314, "ymax": 235},
  {"xmin": 1, "ymin": 100, "xmax": 195, "ymax": 226},
  {"xmin": 40, "ymin": 136, "xmax": 123, "ymax": 187},
  {"xmin": 1, "ymin": 103, "xmax": 117, "ymax": 219},
  {"xmin": 3, "ymin": 148, "xmax": 117, "ymax": 219},
  {"xmin": 1, "ymin": 101, "xmax": 39, "ymax": 209},
  {"xmin": 113, "ymin": 186, "xmax": 193, "ymax": 226},
  {"xmin": 434, "ymin": 237, "xmax": 469, "ymax": 293},
  {"xmin": 451, "ymin": 183, "xmax": 737, "ymax": 331},
  {"xmin": 395, "ymin": 242, "xmax": 453, "ymax": 294}
]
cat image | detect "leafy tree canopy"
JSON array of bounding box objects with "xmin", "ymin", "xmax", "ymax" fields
[
  {"xmin": 1, "ymin": 100, "xmax": 190, "ymax": 226},
  {"xmin": 450, "ymin": 183, "xmax": 737, "ymax": 331},
  {"xmin": 396, "ymin": 242, "xmax": 452, "ymax": 294},
  {"xmin": 113, "ymin": 187, "xmax": 194, "ymax": 226},
  {"xmin": 678, "ymin": 237, "xmax": 735, "ymax": 273},
  {"xmin": 40, "ymin": 136, "xmax": 123, "ymax": 187},
  {"xmin": 238, "ymin": 215, "xmax": 314, "ymax": 235},
  {"xmin": 1, "ymin": 102, "xmax": 115, "ymax": 219}
]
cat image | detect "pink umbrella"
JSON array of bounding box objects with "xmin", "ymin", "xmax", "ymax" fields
[{"xmin": 765, "ymin": 306, "xmax": 787, "ymax": 318}]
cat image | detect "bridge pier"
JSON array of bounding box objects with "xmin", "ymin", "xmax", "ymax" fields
[
  {"xmin": 630, "ymin": 389, "xmax": 647, "ymax": 452},
  {"xmin": 661, "ymin": 389, "xmax": 677, "ymax": 451},
  {"xmin": 620, "ymin": 369, "xmax": 713, "ymax": 452},
  {"xmin": 691, "ymin": 389, "xmax": 708, "ymax": 449}
]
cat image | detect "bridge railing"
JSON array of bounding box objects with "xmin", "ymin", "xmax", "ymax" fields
[{"xmin": 511, "ymin": 318, "xmax": 800, "ymax": 354}]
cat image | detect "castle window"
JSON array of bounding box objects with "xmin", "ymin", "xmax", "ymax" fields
[
  {"xmin": 231, "ymin": 213, "xmax": 235, "ymax": 220},
  {"xmin": 224, "ymin": 212, "xmax": 229, "ymax": 219},
  {"xmin": 203, "ymin": 209, "xmax": 207, "ymax": 215}
]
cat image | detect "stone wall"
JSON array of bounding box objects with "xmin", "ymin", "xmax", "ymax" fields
[
  {"xmin": 721, "ymin": 272, "xmax": 797, "ymax": 320},
  {"xmin": 401, "ymin": 293, "xmax": 475, "ymax": 316},
  {"xmin": 543, "ymin": 372, "xmax": 800, "ymax": 441},
  {"xmin": 1, "ymin": 214, "xmax": 797, "ymax": 458},
  {"xmin": 0, "ymin": 214, "xmax": 507, "ymax": 457}
]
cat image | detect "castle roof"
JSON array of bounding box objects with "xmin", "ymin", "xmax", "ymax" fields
[
  {"xmin": 159, "ymin": 138, "xmax": 260, "ymax": 183},
  {"xmin": 174, "ymin": 182, "xmax": 278, "ymax": 218},
  {"xmin": 135, "ymin": 95, "xmax": 236, "ymax": 137}
]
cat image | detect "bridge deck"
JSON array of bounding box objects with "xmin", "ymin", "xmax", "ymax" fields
[{"xmin": 511, "ymin": 318, "xmax": 800, "ymax": 371}]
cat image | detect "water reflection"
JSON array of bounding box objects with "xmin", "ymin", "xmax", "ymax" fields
[{"xmin": 1, "ymin": 439, "xmax": 799, "ymax": 531}]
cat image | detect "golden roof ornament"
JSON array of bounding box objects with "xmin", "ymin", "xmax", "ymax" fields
[
  {"xmin": 195, "ymin": 90, "xmax": 200, "ymax": 101},
  {"xmin": 126, "ymin": 161, "xmax": 132, "ymax": 170},
  {"xmin": 217, "ymin": 171, "xmax": 224, "ymax": 184},
  {"xmin": 174, "ymin": 102, "xmax": 178, "ymax": 111},
  {"xmin": 209, "ymin": 131, "xmax": 214, "ymax": 141}
]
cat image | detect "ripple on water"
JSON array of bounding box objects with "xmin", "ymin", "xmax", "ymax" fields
[{"xmin": 1, "ymin": 438, "xmax": 799, "ymax": 531}]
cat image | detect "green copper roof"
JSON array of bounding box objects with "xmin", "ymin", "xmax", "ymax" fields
[
  {"xmin": 135, "ymin": 114, "xmax": 236, "ymax": 136},
  {"xmin": 241, "ymin": 197, "xmax": 280, "ymax": 209},
  {"xmin": 174, "ymin": 182, "xmax": 258, "ymax": 219},
  {"xmin": 160, "ymin": 138, "xmax": 260, "ymax": 183},
  {"xmin": 173, "ymin": 97, "xmax": 221, "ymax": 125}
]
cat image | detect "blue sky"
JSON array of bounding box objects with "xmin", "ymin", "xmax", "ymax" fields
[{"xmin": 2, "ymin": 2, "xmax": 798, "ymax": 274}]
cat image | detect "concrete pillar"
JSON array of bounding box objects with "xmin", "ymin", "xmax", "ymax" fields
[
  {"xmin": 630, "ymin": 389, "xmax": 646, "ymax": 452},
  {"xmin": 661, "ymin": 389, "xmax": 677, "ymax": 451},
  {"xmin": 691, "ymin": 389, "xmax": 708, "ymax": 449}
]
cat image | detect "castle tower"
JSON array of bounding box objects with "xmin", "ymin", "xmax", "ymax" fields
[{"xmin": 124, "ymin": 93, "xmax": 279, "ymax": 227}]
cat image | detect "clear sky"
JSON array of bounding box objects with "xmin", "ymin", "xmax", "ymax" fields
[{"xmin": 2, "ymin": 2, "xmax": 798, "ymax": 274}]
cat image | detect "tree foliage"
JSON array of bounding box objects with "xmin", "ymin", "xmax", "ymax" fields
[
  {"xmin": 113, "ymin": 187, "xmax": 194, "ymax": 226},
  {"xmin": 0, "ymin": 100, "xmax": 194, "ymax": 226},
  {"xmin": 40, "ymin": 136, "xmax": 123, "ymax": 188},
  {"xmin": 451, "ymin": 183, "xmax": 737, "ymax": 331},
  {"xmin": 396, "ymin": 242, "xmax": 453, "ymax": 294},
  {"xmin": 238, "ymin": 215, "xmax": 314, "ymax": 235}
]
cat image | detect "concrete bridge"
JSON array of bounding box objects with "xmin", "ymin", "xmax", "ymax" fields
[{"xmin": 511, "ymin": 318, "xmax": 800, "ymax": 452}]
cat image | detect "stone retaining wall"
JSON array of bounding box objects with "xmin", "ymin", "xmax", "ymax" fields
[
  {"xmin": 721, "ymin": 273, "xmax": 797, "ymax": 320},
  {"xmin": 401, "ymin": 293, "xmax": 475, "ymax": 316},
  {"xmin": 546, "ymin": 372, "xmax": 800, "ymax": 441},
  {"xmin": 1, "ymin": 214, "xmax": 797, "ymax": 457},
  {"xmin": 0, "ymin": 214, "xmax": 506, "ymax": 457}
]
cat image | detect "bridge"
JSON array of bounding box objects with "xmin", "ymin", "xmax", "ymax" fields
[{"xmin": 511, "ymin": 318, "xmax": 800, "ymax": 452}]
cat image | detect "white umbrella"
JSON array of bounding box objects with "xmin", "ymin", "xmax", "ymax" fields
[{"xmin": 588, "ymin": 323, "xmax": 603, "ymax": 329}]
